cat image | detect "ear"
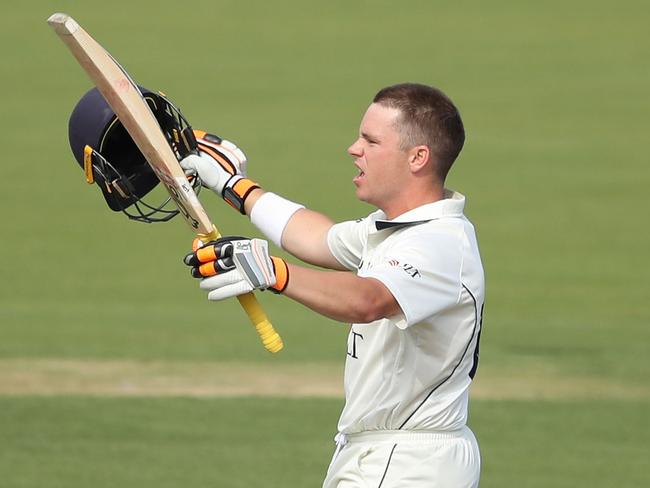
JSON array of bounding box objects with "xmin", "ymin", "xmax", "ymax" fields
[{"xmin": 407, "ymin": 145, "xmax": 431, "ymax": 174}]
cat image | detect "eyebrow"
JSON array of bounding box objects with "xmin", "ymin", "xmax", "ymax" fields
[{"xmin": 361, "ymin": 131, "xmax": 379, "ymax": 143}]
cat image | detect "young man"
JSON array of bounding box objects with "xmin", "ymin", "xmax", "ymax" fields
[{"xmin": 181, "ymin": 83, "xmax": 485, "ymax": 487}]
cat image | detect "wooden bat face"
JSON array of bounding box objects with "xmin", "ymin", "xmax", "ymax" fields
[{"xmin": 47, "ymin": 13, "xmax": 215, "ymax": 237}]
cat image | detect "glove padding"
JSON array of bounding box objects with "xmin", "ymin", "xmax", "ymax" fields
[
  {"xmin": 180, "ymin": 131, "xmax": 259, "ymax": 214},
  {"xmin": 184, "ymin": 236, "xmax": 289, "ymax": 301}
]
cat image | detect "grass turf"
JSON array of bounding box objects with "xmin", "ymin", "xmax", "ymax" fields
[
  {"xmin": 1, "ymin": 0, "xmax": 649, "ymax": 486},
  {"xmin": 1, "ymin": 397, "xmax": 648, "ymax": 488},
  {"xmin": 1, "ymin": 0, "xmax": 648, "ymax": 370}
]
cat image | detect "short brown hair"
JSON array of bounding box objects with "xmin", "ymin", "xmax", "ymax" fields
[{"xmin": 373, "ymin": 83, "xmax": 465, "ymax": 179}]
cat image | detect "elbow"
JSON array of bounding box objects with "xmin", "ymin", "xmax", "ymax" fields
[
  {"xmin": 350, "ymin": 307, "xmax": 377, "ymax": 324},
  {"xmin": 349, "ymin": 293, "xmax": 393, "ymax": 324},
  {"xmin": 350, "ymin": 278, "xmax": 400, "ymax": 324}
]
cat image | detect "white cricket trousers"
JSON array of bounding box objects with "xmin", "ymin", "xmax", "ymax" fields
[{"xmin": 322, "ymin": 427, "xmax": 480, "ymax": 488}]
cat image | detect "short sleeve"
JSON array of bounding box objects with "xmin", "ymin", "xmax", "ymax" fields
[
  {"xmin": 327, "ymin": 219, "xmax": 369, "ymax": 271},
  {"xmin": 361, "ymin": 231, "xmax": 463, "ymax": 328}
]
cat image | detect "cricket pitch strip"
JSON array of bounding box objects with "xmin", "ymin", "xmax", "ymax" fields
[{"xmin": 0, "ymin": 359, "xmax": 647, "ymax": 400}]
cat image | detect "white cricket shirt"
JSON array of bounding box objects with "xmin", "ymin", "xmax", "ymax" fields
[{"xmin": 327, "ymin": 190, "xmax": 485, "ymax": 434}]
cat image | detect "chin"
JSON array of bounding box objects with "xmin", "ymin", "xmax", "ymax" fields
[{"xmin": 355, "ymin": 191, "xmax": 375, "ymax": 207}]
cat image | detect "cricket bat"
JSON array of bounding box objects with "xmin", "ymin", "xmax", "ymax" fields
[{"xmin": 47, "ymin": 13, "xmax": 283, "ymax": 353}]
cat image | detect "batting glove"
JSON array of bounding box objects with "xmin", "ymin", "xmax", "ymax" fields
[
  {"xmin": 183, "ymin": 237, "xmax": 289, "ymax": 301},
  {"xmin": 180, "ymin": 130, "xmax": 260, "ymax": 214}
]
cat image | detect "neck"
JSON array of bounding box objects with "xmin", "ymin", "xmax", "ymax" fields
[{"xmin": 382, "ymin": 184, "xmax": 445, "ymax": 220}]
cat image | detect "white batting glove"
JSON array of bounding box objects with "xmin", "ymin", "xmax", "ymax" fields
[
  {"xmin": 180, "ymin": 131, "xmax": 259, "ymax": 214},
  {"xmin": 183, "ymin": 237, "xmax": 289, "ymax": 301},
  {"xmin": 180, "ymin": 152, "xmax": 229, "ymax": 192}
]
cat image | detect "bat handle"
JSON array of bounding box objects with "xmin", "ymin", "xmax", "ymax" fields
[
  {"xmin": 199, "ymin": 226, "xmax": 284, "ymax": 353},
  {"xmin": 237, "ymin": 292, "xmax": 284, "ymax": 353}
]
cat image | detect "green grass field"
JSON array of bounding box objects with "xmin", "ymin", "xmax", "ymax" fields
[{"xmin": 2, "ymin": 0, "xmax": 649, "ymax": 486}]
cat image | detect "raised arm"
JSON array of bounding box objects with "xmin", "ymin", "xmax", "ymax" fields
[
  {"xmin": 244, "ymin": 189, "xmax": 344, "ymax": 269},
  {"xmin": 180, "ymin": 132, "xmax": 345, "ymax": 270},
  {"xmin": 180, "ymin": 132, "xmax": 400, "ymax": 323}
]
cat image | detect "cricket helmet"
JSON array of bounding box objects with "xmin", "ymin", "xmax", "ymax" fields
[{"xmin": 68, "ymin": 86, "xmax": 199, "ymax": 223}]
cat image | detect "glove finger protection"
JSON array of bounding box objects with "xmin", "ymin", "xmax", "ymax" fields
[
  {"xmin": 184, "ymin": 237, "xmax": 241, "ymax": 278},
  {"xmin": 201, "ymin": 271, "xmax": 255, "ymax": 301},
  {"xmin": 183, "ymin": 237, "xmax": 289, "ymax": 300}
]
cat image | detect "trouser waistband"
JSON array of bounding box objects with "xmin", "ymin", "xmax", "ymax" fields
[
  {"xmin": 338, "ymin": 428, "xmax": 467, "ymax": 446},
  {"xmin": 330, "ymin": 428, "xmax": 467, "ymax": 465}
]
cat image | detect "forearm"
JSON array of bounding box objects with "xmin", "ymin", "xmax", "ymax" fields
[
  {"xmin": 183, "ymin": 235, "xmax": 400, "ymax": 322},
  {"xmin": 243, "ymin": 187, "xmax": 265, "ymax": 215},
  {"xmin": 281, "ymin": 208, "xmax": 343, "ymax": 268},
  {"xmin": 245, "ymin": 188, "xmax": 344, "ymax": 269},
  {"xmin": 282, "ymin": 263, "xmax": 401, "ymax": 323},
  {"xmin": 182, "ymin": 138, "xmax": 342, "ymax": 270}
]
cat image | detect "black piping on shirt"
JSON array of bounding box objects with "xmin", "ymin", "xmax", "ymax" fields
[{"xmin": 397, "ymin": 283, "xmax": 480, "ymax": 430}]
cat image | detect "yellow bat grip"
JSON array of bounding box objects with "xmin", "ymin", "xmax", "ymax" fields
[
  {"xmin": 198, "ymin": 226, "xmax": 284, "ymax": 354},
  {"xmin": 237, "ymin": 292, "xmax": 284, "ymax": 353}
]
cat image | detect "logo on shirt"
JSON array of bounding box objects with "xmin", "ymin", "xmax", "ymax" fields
[
  {"xmin": 402, "ymin": 263, "xmax": 421, "ymax": 278},
  {"xmin": 386, "ymin": 258, "xmax": 421, "ymax": 278},
  {"xmin": 347, "ymin": 330, "xmax": 364, "ymax": 359}
]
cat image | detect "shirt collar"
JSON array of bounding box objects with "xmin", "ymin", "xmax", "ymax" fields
[{"xmin": 372, "ymin": 189, "xmax": 466, "ymax": 231}]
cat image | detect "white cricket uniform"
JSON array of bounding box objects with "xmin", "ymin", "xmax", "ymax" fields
[{"xmin": 322, "ymin": 190, "xmax": 484, "ymax": 488}]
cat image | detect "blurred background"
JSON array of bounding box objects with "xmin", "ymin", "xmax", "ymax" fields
[{"xmin": 1, "ymin": 0, "xmax": 648, "ymax": 486}]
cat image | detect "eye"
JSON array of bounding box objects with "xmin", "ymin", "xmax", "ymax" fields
[{"xmin": 361, "ymin": 132, "xmax": 378, "ymax": 145}]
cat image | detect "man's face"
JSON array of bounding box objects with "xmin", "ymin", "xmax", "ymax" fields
[{"xmin": 348, "ymin": 103, "xmax": 409, "ymax": 211}]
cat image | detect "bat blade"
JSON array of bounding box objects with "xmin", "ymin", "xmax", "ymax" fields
[
  {"xmin": 47, "ymin": 13, "xmax": 80, "ymax": 34},
  {"xmin": 48, "ymin": 13, "xmax": 210, "ymax": 234},
  {"xmin": 48, "ymin": 13, "xmax": 283, "ymax": 353}
]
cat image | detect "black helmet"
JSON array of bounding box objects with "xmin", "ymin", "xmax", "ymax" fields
[{"xmin": 68, "ymin": 86, "xmax": 199, "ymax": 222}]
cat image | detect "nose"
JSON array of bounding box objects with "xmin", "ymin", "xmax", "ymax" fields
[{"xmin": 348, "ymin": 138, "xmax": 362, "ymax": 157}]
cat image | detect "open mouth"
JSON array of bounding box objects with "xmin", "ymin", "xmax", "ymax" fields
[{"xmin": 353, "ymin": 168, "xmax": 365, "ymax": 184}]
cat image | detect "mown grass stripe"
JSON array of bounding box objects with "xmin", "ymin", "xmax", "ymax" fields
[{"xmin": 0, "ymin": 359, "xmax": 647, "ymax": 399}]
